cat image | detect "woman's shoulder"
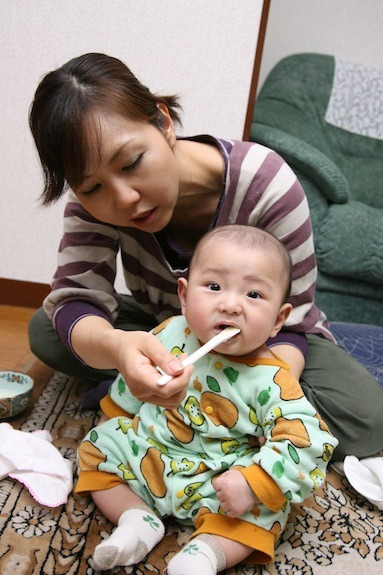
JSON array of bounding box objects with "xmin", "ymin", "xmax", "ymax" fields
[
  {"xmin": 179, "ymin": 134, "xmax": 286, "ymax": 171},
  {"xmin": 225, "ymin": 138, "xmax": 289, "ymax": 169}
]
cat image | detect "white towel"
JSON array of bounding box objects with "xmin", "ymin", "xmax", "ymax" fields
[
  {"xmin": 332, "ymin": 455, "xmax": 383, "ymax": 510},
  {"xmin": 0, "ymin": 422, "xmax": 73, "ymax": 507},
  {"xmin": 343, "ymin": 455, "xmax": 383, "ymax": 510}
]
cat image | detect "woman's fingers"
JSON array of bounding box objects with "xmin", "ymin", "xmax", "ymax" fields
[{"xmin": 119, "ymin": 332, "xmax": 192, "ymax": 406}]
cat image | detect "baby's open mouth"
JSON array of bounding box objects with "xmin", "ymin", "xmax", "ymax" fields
[{"xmin": 216, "ymin": 323, "xmax": 239, "ymax": 333}]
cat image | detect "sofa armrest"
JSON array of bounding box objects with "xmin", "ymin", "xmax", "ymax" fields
[
  {"xmin": 316, "ymin": 201, "xmax": 383, "ymax": 284},
  {"xmin": 251, "ymin": 123, "xmax": 350, "ymax": 204}
]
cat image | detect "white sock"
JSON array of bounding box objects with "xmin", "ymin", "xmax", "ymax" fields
[
  {"xmin": 93, "ymin": 507, "xmax": 165, "ymax": 570},
  {"xmin": 166, "ymin": 534, "xmax": 226, "ymax": 575}
]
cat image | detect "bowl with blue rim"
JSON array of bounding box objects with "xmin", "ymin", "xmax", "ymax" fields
[{"xmin": 0, "ymin": 371, "xmax": 34, "ymax": 420}]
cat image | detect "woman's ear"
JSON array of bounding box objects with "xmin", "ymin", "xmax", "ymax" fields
[
  {"xmin": 269, "ymin": 303, "xmax": 292, "ymax": 338},
  {"xmin": 177, "ymin": 277, "xmax": 188, "ymax": 316},
  {"xmin": 156, "ymin": 102, "xmax": 176, "ymax": 147}
]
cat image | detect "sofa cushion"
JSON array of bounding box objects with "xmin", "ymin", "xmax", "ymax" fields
[{"xmin": 315, "ymin": 288, "xmax": 383, "ymax": 326}]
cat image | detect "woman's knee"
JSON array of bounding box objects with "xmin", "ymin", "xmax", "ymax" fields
[
  {"xmin": 301, "ymin": 334, "xmax": 383, "ymax": 459},
  {"xmin": 29, "ymin": 307, "xmax": 118, "ymax": 383},
  {"xmin": 28, "ymin": 307, "xmax": 55, "ymax": 358},
  {"xmin": 28, "ymin": 307, "xmax": 80, "ymax": 372}
]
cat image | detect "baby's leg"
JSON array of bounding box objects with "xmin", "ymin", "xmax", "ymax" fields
[
  {"xmin": 166, "ymin": 533, "xmax": 252, "ymax": 574},
  {"xmin": 92, "ymin": 484, "xmax": 165, "ymax": 570}
]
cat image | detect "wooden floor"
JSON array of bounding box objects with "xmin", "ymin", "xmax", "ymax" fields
[{"xmin": 0, "ymin": 304, "xmax": 37, "ymax": 372}]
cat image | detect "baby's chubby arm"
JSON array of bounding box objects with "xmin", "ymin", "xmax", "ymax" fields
[{"xmin": 213, "ymin": 469, "xmax": 261, "ymax": 518}]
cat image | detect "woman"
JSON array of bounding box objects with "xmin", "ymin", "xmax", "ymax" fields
[{"xmin": 28, "ymin": 52, "xmax": 382, "ymax": 460}]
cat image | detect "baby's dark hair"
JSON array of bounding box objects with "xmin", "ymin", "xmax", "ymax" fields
[
  {"xmin": 29, "ymin": 52, "xmax": 182, "ymax": 204},
  {"xmin": 189, "ymin": 225, "xmax": 292, "ymax": 303}
]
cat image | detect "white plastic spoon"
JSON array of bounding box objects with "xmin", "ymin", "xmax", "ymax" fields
[{"xmin": 157, "ymin": 326, "xmax": 240, "ymax": 386}]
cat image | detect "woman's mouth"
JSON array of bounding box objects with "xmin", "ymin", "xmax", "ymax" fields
[{"xmin": 131, "ymin": 207, "xmax": 157, "ymax": 228}]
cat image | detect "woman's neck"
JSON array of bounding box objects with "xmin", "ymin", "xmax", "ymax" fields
[
  {"xmin": 176, "ymin": 139, "xmax": 224, "ymax": 197},
  {"xmin": 169, "ymin": 140, "xmax": 224, "ymax": 249}
]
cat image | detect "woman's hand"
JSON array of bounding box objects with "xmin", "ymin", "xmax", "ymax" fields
[
  {"xmin": 115, "ymin": 330, "xmax": 193, "ymax": 407},
  {"xmin": 213, "ymin": 469, "xmax": 260, "ymax": 518},
  {"xmin": 71, "ymin": 316, "xmax": 192, "ymax": 408}
]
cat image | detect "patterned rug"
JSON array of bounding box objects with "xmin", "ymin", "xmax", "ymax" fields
[{"xmin": 1, "ymin": 369, "xmax": 382, "ymax": 575}]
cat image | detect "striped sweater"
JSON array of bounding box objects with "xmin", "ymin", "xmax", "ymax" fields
[{"xmin": 44, "ymin": 136, "xmax": 333, "ymax": 344}]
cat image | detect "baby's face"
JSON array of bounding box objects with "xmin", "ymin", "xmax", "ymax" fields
[{"xmin": 178, "ymin": 240, "xmax": 289, "ymax": 357}]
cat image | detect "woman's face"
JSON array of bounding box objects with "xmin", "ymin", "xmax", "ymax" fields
[{"xmin": 72, "ymin": 107, "xmax": 180, "ymax": 231}]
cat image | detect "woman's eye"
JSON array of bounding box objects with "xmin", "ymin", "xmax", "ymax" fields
[
  {"xmin": 83, "ymin": 183, "xmax": 101, "ymax": 196},
  {"xmin": 247, "ymin": 291, "xmax": 260, "ymax": 299},
  {"xmin": 123, "ymin": 154, "xmax": 142, "ymax": 172},
  {"xmin": 208, "ymin": 283, "xmax": 221, "ymax": 291}
]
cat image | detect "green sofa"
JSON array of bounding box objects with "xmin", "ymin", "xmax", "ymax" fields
[{"xmin": 250, "ymin": 53, "xmax": 383, "ymax": 326}]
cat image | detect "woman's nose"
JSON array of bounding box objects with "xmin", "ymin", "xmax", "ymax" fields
[{"xmin": 111, "ymin": 182, "xmax": 140, "ymax": 209}]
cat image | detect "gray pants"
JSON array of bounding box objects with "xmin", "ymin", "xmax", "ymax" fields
[{"xmin": 29, "ymin": 295, "xmax": 383, "ymax": 461}]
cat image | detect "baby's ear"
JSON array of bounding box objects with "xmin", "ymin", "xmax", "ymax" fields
[
  {"xmin": 177, "ymin": 277, "xmax": 188, "ymax": 316},
  {"xmin": 270, "ymin": 303, "xmax": 292, "ymax": 337}
]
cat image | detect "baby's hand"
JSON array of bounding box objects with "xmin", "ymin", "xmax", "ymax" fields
[{"xmin": 213, "ymin": 469, "xmax": 260, "ymax": 518}]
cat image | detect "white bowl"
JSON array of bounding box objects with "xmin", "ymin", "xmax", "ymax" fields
[{"xmin": 0, "ymin": 371, "xmax": 34, "ymax": 420}]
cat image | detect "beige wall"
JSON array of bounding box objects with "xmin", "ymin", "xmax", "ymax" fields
[
  {"xmin": 259, "ymin": 0, "xmax": 383, "ymax": 90},
  {"xmin": 2, "ymin": 0, "xmax": 382, "ymax": 287},
  {"xmin": 0, "ymin": 0, "xmax": 263, "ymax": 287}
]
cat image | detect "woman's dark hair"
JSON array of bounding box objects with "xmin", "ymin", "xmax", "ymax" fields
[{"xmin": 29, "ymin": 53, "xmax": 182, "ymax": 204}]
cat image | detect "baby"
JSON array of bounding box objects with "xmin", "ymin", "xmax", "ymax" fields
[{"xmin": 76, "ymin": 224, "xmax": 338, "ymax": 573}]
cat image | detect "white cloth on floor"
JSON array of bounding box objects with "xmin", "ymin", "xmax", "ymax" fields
[
  {"xmin": 342, "ymin": 455, "xmax": 383, "ymax": 510},
  {"xmin": 0, "ymin": 422, "xmax": 73, "ymax": 507}
]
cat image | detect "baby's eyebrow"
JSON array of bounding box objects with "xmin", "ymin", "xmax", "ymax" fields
[
  {"xmin": 243, "ymin": 274, "xmax": 269, "ymax": 284},
  {"xmin": 201, "ymin": 267, "xmax": 272, "ymax": 288}
]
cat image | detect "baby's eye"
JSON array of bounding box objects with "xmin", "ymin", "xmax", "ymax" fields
[
  {"xmin": 208, "ymin": 283, "xmax": 221, "ymax": 291},
  {"xmin": 247, "ymin": 291, "xmax": 261, "ymax": 299}
]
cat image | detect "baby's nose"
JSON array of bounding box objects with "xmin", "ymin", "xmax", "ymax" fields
[{"xmin": 219, "ymin": 295, "xmax": 241, "ymax": 314}]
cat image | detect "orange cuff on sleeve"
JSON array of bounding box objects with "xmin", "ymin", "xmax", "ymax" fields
[
  {"xmin": 100, "ymin": 394, "xmax": 134, "ymax": 419},
  {"xmin": 240, "ymin": 463, "xmax": 287, "ymax": 512},
  {"xmin": 193, "ymin": 512, "xmax": 276, "ymax": 564}
]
